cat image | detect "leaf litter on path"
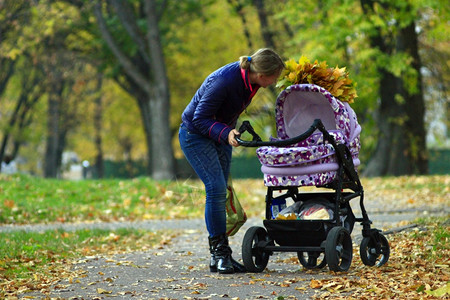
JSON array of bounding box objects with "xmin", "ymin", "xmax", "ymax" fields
[{"xmin": 9, "ymin": 217, "xmax": 449, "ymax": 300}]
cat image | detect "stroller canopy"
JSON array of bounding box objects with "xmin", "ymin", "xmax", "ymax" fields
[{"xmin": 275, "ymin": 84, "xmax": 359, "ymax": 143}]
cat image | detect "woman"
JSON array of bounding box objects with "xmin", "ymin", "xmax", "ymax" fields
[{"xmin": 179, "ymin": 48, "xmax": 285, "ymax": 274}]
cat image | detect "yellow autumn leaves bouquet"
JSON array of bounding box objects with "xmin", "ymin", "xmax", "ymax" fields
[{"xmin": 276, "ymin": 56, "xmax": 358, "ymax": 103}]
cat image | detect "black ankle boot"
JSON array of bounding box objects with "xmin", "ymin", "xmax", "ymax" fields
[
  {"xmin": 208, "ymin": 234, "xmax": 234, "ymax": 274},
  {"xmin": 209, "ymin": 237, "xmax": 246, "ymax": 273},
  {"xmin": 208, "ymin": 237, "xmax": 217, "ymax": 272}
]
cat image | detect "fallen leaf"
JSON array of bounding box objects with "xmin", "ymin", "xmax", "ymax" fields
[
  {"xmin": 97, "ymin": 288, "xmax": 112, "ymax": 294},
  {"xmin": 310, "ymin": 279, "xmax": 323, "ymax": 289},
  {"xmin": 425, "ymin": 282, "xmax": 450, "ymax": 296}
]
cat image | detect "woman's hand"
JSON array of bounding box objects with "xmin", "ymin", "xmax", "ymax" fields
[{"xmin": 228, "ymin": 129, "xmax": 241, "ymax": 147}]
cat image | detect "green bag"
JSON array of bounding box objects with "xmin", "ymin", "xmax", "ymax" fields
[{"xmin": 225, "ymin": 176, "xmax": 247, "ymax": 236}]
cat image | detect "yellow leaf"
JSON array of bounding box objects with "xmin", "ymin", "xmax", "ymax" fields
[
  {"xmin": 288, "ymin": 72, "xmax": 296, "ymax": 81},
  {"xmin": 298, "ymin": 55, "xmax": 310, "ymax": 65},
  {"xmin": 123, "ymin": 198, "xmax": 131, "ymax": 207},
  {"xmin": 425, "ymin": 283, "xmax": 450, "ymax": 296},
  {"xmin": 310, "ymin": 279, "xmax": 323, "ymax": 289},
  {"xmin": 97, "ymin": 288, "xmax": 112, "ymax": 294},
  {"xmin": 334, "ymin": 89, "xmax": 344, "ymax": 96},
  {"xmin": 285, "ymin": 58, "xmax": 299, "ymax": 71},
  {"xmin": 118, "ymin": 291, "xmax": 132, "ymax": 295}
]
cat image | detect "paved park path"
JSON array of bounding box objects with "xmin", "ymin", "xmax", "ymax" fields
[{"xmin": 6, "ymin": 191, "xmax": 448, "ymax": 299}]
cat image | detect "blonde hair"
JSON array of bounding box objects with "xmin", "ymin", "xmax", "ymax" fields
[{"xmin": 239, "ymin": 48, "xmax": 285, "ymax": 75}]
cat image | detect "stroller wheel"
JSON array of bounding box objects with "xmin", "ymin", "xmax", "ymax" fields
[
  {"xmin": 297, "ymin": 251, "xmax": 327, "ymax": 269},
  {"xmin": 242, "ymin": 226, "xmax": 272, "ymax": 273},
  {"xmin": 325, "ymin": 227, "xmax": 353, "ymax": 272},
  {"xmin": 360, "ymin": 233, "xmax": 390, "ymax": 267}
]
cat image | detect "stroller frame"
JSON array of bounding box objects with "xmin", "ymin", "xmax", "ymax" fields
[{"xmin": 237, "ymin": 119, "xmax": 390, "ymax": 272}]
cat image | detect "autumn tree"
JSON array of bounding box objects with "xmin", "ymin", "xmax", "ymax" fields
[
  {"xmin": 0, "ymin": 0, "xmax": 105, "ymax": 177},
  {"xmin": 0, "ymin": 58, "xmax": 43, "ymax": 173},
  {"xmin": 2, "ymin": 0, "xmax": 446, "ymax": 178},
  {"xmin": 0, "ymin": 1, "xmax": 21, "ymax": 97},
  {"xmin": 278, "ymin": 0, "xmax": 447, "ymax": 176},
  {"xmin": 0, "ymin": 2, "xmax": 20, "ymax": 170},
  {"xmin": 34, "ymin": 1, "xmax": 93, "ymax": 177},
  {"xmin": 0, "ymin": 1, "xmax": 57, "ymax": 174},
  {"xmin": 92, "ymin": 0, "xmax": 174, "ymax": 180},
  {"xmin": 359, "ymin": 0, "xmax": 427, "ymax": 176}
]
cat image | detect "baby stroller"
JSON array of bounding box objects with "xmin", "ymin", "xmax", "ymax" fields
[{"xmin": 236, "ymin": 84, "xmax": 390, "ymax": 272}]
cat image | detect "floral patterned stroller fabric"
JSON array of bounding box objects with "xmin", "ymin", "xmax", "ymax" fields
[{"xmin": 257, "ymin": 84, "xmax": 361, "ymax": 187}]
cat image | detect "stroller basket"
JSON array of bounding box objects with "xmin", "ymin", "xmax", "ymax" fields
[
  {"xmin": 264, "ymin": 219, "xmax": 331, "ymax": 247},
  {"xmin": 264, "ymin": 192, "xmax": 355, "ymax": 247}
]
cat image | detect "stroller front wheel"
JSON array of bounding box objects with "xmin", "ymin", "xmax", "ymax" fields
[
  {"xmin": 242, "ymin": 226, "xmax": 272, "ymax": 273},
  {"xmin": 360, "ymin": 233, "xmax": 390, "ymax": 267},
  {"xmin": 325, "ymin": 226, "xmax": 353, "ymax": 272}
]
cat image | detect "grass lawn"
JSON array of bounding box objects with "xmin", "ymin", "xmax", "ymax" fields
[
  {"xmin": 0, "ymin": 174, "xmax": 206, "ymax": 224},
  {"xmin": 1, "ymin": 174, "xmax": 448, "ymax": 224},
  {"xmin": 0, "ymin": 174, "xmax": 448, "ymax": 298}
]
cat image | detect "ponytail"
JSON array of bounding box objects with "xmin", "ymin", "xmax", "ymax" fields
[{"xmin": 239, "ymin": 56, "xmax": 251, "ymax": 70}]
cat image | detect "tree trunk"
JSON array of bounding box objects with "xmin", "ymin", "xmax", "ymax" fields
[
  {"xmin": 145, "ymin": 0, "xmax": 174, "ymax": 180},
  {"xmin": 44, "ymin": 88, "xmax": 61, "ymax": 178},
  {"xmin": 149, "ymin": 95, "xmax": 173, "ymax": 179},
  {"xmin": 399, "ymin": 22, "xmax": 428, "ymax": 174},
  {"xmin": 56, "ymin": 127, "xmax": 68, "ymax": 178},
  {"xmin": 252, "ymin": 0, "xmax": 275, "ymax": 49},
  {"xmin": 43, "ymin": 49, "xmax": 65, "ymax": 178},
  {"xmin": 94, "ymin": 74, "xmax": 104, "ymax": 178},
  {"xmin": 136, "ymin": 92, "xmax": 153, "ymax": 175}
]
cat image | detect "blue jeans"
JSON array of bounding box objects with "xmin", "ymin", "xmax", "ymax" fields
[{"xmin": 179, "ymin": 123, "xmax": 232, "ymax": 237}]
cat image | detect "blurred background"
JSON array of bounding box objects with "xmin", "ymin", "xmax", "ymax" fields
[{"xmin": 0, "ymin": 0, "xmax": 448, "ymax": 180}]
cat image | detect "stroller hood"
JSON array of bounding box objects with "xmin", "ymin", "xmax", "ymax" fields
[{"xmin": 274, "ymin": 84, "xmax": 360, "ymax": 143}]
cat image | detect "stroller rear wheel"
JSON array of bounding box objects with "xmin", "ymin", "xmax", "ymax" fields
[
  {"xmin": 242, "ymin": 226, "xmax": 272, "ymax": 273},
  {"xmin": 297, "ymin": 251, "xmax": 327, "ymax": 269},
  {"xmin": 325, "ymin": 227, "xmax": 353, "ymax": 272},
  {"xmin": 360, "ymin": 232, "xmax": 390, "ymax": 267}
]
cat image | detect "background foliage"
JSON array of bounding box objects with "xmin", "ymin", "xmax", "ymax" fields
[{"xmin": 0, "ymin": 0, "xmax": 448, "ymax": 177}]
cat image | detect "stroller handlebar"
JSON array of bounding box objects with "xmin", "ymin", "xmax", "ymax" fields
[{"xmin": 236, "ymin": 119, "xmax": 327, "ymax": 147}]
